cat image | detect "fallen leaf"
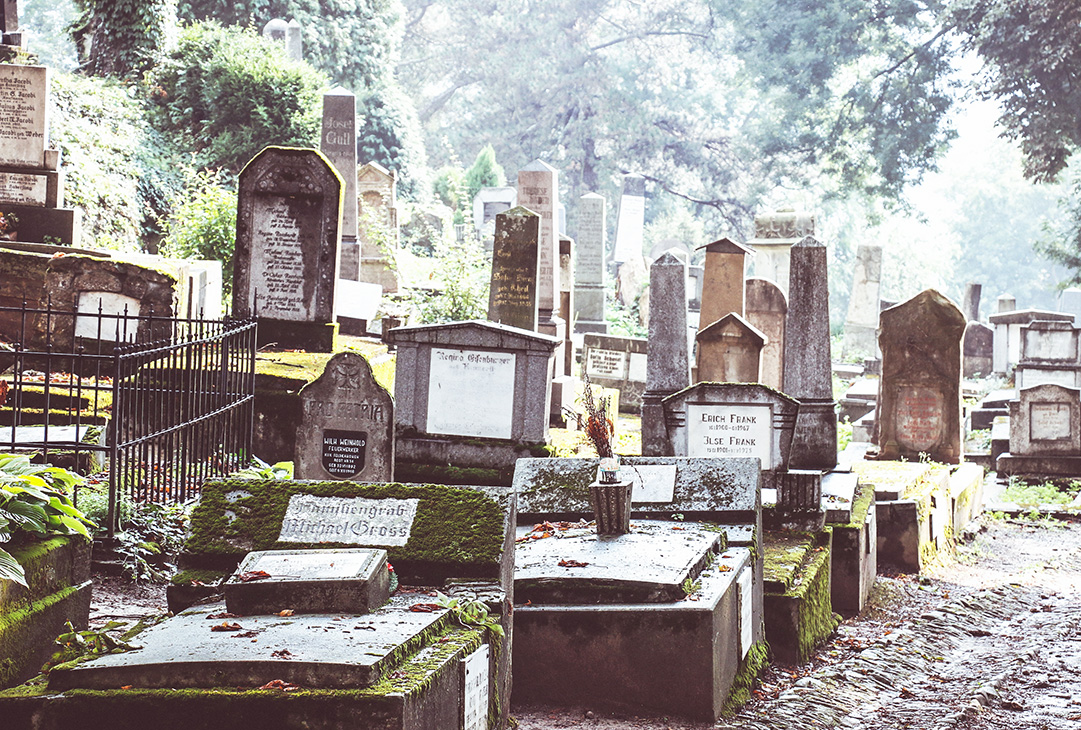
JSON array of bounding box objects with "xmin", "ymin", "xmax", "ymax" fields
[
  {"xmin": 1002, "ymin": 701, "xmax": 1025, "ymax": 711},
  {"xmin": 211, "ymin": 622, "xmax": 243, "ymax": 632},
  {"xmin": 271, "ymin": 649, "xmax": 293, "ymax": 659},
  {"xmin": 558, "ymin": 559, "xmax": 590, "ymax": 568},
  {"xmin": 238, "ymin": 570, "xmax": 272, "ymax": 582},
  {"xmin": 232, "ymin": 630, "xmax": 261, "ymax": 638},
  {"xmin": 120, "ymin": 685, "xmax": 132, "ymax": 690},
  {"xmin": 206, "ymin": 612, "xmax": 239, "ymax": 620},
  {"xmin": 410, "ymin": 603, "xmax": 443, "ymax": 612},
  {"xmin": 717, "ymin": 565, "xmax": 733, "ymax": 572},
  {"xmin": 278, "ymin": 609, "xmax": 295, "ymax": 617},
  {"xmin": 259, "ymin": 679, "xmax": 300, "ymax": 691}
]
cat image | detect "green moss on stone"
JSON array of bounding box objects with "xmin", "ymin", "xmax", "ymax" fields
[
  {"xmin": 169, "ymin": 569, "xmax": 229, "ymax": 588},
  {"xmin": 185, "ymin": 480, "xmax": 505, "ymax": 576},
  {"xmin": 394, "ymin": 462, "xmax": 508, "ymax": 488},
  {"xmin": 721, "ymin": 640, "xmax": 770, "ymax": 715},
  {"xmin": 836, "ymin": 479, "xmax": 876, "ymax": 530},
  {"xmin": 0, "ymin": 584, "xmax": 84, "ymax": 687}
]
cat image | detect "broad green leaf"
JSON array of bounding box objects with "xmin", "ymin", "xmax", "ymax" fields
[{"xmin": 0, "ymin": 546, "xmax": 28, "ymax": 587}]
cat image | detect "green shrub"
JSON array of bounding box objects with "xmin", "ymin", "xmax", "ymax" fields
[
  {"xmin": 0, "ymin": 455, "xmax": 92, "ymax": 587},
  {"xmin": 159, "ymin": 168, "xmax": 238, "ymax": 296},
  {"xmin": 147, "ymin": 21, "xmax": 323, "ymax": 174}
]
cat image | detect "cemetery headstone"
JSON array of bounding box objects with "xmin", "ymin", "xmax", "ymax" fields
[
  {"xmin": 582, "ymin": 333, "xmax": 647, "ymax": 410},
  {"xmin": 357, "ymin": 161, "xmax": 400, "ymax": 292},
  {"xmin": 0, "ymin": 63, "xmax": 81, "ymax": 244},
  {"xmin": 695, "ymin": 312, "xmax": 765, "ymax": 384},
  {"xmin": 745, "ymin": 277, "xmax": 787, "ymax": 391},
  {"xmin": 784, "ymin": 236, "xmax": 837, "ymax": 470},
  {"xmin": 642, "ymin": 252, "xmax": 691, "ymax": 456},
  {"xmin": 698, "ymin": 237, "xmax": 753, "ymax": 330},
  {"xmin": 517, "ymin": 160, "xmax": 565, "ymax": 373},
  {"xmin": 573, "ymin": 192, "xmax": 607, "ymax": 333},
  {"xmin": 389, "ymin": 320, "xmax": 558, "ymax": 476},
  {"xmin": 874, "ymin": 289, "xmax": 966, "ymax": 463},
  {"xmin": 962, "ymin": 282, "xmax": 982, "ymax": 322},
  {"xmin": 487, "ymin": 206, "xmax": 539, "ymax": 332},
  {"xmin": 661, "ymin": 383, "xmax": 798, "ymax": 469},
  {"xmin": 472, "ymin": 186, "xmax": 517, "ymax": 250},
  {"xmin": 746, "ymin": 208, "xmax": 814, "ymax": 296},
  {"xmin": 294, "ymin": 352, "xmax": 394, "ymax": 481},
  {"xmin": 997, "ymin": 293, "xmax": 1016, "ymax": 313},
  {"xmin": 988, "ymin": 308, "xmax": 1073, "ymax": 374},
  {"xmin": 841, "ymin": 243, "xmax": 882, "ymax": 360},
  {"xmin": 285, "ymin": 18, "xmax": 303, "ymax": 60},
  {"xmin": 999, "ymin": 383, "xmax": 1081, "ymax": 476},
  {"xmin": 611, "ymin": 172, "xmax": 645, "ymax": 265},
  {"xmin": 1014, "ymin": 319, "xmax": 1081, "ymax": 389},
  {"xmin": 963, "ymin": 321, "xmax": 993, "ymax": 378},
  {"xmin": 688, "ymin": 264, "xmax": 704, "ymax": 312},
  {"xmin": 320, "ymin": 87, "xmax": 358, "ymax": 277},
  {"xmin": 232, "ymin": 146, "xmax": 342, "ymax": 351}
]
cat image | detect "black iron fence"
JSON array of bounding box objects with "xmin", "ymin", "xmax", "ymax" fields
[{"xmin": 0, "ymin": 299, "xmax": 256, "ymax": 536}]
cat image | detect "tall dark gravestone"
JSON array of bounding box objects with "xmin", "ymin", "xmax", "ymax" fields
[
  {"xmin": 784, "ymin": 236, "xmax": 837, "ymax": 470},
  {"xmin": 487, "ymin": 205, "xmax": 540, "ymax": 331},
  {"xmin": 233, "ymin": 146, "xmax": 343, "ymax": 351},
  {"xmin": 641, "ymin": 252, "xmax": 691, "ymax": 456},
  {"xmin": 875, "ymin": 289, "xmax": 966, "ymax": 464},
  {"xmin": 320, "ymin": 87, "xmax": 358, "ymax": 278},
  {"xmin": 294, "ymin": 352, "xmax": 394, "ymax": 481}
]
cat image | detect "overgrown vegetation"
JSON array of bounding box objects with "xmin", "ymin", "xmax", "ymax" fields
[
  {"xmin": 0, "ymin": 455, "xmax": 92, "ymax": 587},
  {"xmin": 1000, "ymin": 477, "xmax": 1080, "ymax": 507}
]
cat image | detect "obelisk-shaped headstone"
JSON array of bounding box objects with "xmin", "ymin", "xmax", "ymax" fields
[
  {"xmin": 321, "ymin": 87, "xmax": 358, "ymax": 279},
  {"xmin": 841, "ymin": 243, "xmax": 883, "ymax": 359},
  {"xmin": 784, "ymin": 236, "xmax": 837, "ymax": 469},
  {"xmin": 574, "ymin": 192, "xmax": 607, "ymax": 333},
  {"xmin": 642, "ymin": 252, "xmax": 690, "ymax": 456},
  {"xmin": 488, "ymin": 206, "xmax": 540, "ymax": 331},
  {"xmin": 517, "ymin": 160, "xmax": 566, "ymax": 373},
  {"xmin": 698, "ymin": 237, "xmax": 753, "ymax": 330},
  {"xmin": 612, "ymin": 173, "xmax": 646, "ymax": 265}
]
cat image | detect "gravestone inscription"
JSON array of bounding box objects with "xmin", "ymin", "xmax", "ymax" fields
[
  {"xmin": 277, "ymin": 494, "xmax": 418, "ymax": 545},
  {"xmin": 427, "ymin": 347, "xmax": 517, "ymax": 439},
  {"xmin": 487, "ymin": 206, "xmax": 539, "ymax": 331},
  {"xmin": 294, "ymin": 351, "xmax": 393, "ymax": 481},
  {"xmin": 0, "ymin": 64, "xmax": 46, "ymax": 167}
]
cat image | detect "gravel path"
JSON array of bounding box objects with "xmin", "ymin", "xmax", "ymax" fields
[{"xmin": 513, "ymin": 515, "xmax": 1081, "ymax": 729}]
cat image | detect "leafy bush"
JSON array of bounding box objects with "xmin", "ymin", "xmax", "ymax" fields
[
  {"xmin": 147, "ymin": 21, "xmax": 323, "ymax": 174},
  {"xmin": 463, "ymin": 144, "xmax": 505, "ymax": 205},
  {"xmin": 0, "ymin": 455, "xmax": 92, "ymax": 587},
  {"xmin": 413, "ymin": 234, "xmax": 489, "ymax": 323},
  {"xmin": 159, "ymin": 168, "xmax": 238, "ymax": 295},
  {"xmin": 72, "ymin": 0, "xmax": 177, "ymax": 79},
  {"xmin": 357, "ymin": 82, "xmax": 428, "ymax": 200}
]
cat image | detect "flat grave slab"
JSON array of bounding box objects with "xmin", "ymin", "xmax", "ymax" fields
[
  {"xmin": 822, "ymin": 472, "xmax": 858, "ymax": 523},
  {"xmin": 515, "ymin": 520, "xmax": 722, "ymax": 604},
  {"xmin": 49, "ymin": 596, "xmax": 447, "ymax": 691},
  {"xmin": 223, "ymin": 548, "xmax": 390, "ymax": 615}
]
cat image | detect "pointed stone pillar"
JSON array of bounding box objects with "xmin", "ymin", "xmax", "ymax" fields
[
  {"xmin": 641, "ymin": 252, "xmax": 691, "ymax": 456},
  {"xmin": 784, "ymin": 236, "xmax": 837, "ymax": 470},
  {"xmin": 518, "ymin": 160, "xmax": 566, "ymax": 375}
]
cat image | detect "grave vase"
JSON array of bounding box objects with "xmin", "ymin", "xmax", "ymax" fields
[{"xmin": 589, "ymin": 476, "xmax": 632, "ymax": 536}]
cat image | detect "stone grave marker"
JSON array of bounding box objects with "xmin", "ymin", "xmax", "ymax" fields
[
  {"xmin": 989, "ymin": 308, "xmax": 1074, "ymax": 374},
  {"xmin": 642, "ymin": 251, "xmax": 691, "ymax": 456},
  {"xmin": 518, "ymin": 160, "xmax": 565, "ymax": 373},
  {"xmin": 1059, "ymin": 287, "xmax": 1081, "ymax": 325},
  {"xmin": 233, "ymin": 146, "xmax": 342, "ymax": 351},
  {"xmin": 472, "ymin": 186, "xmax": 517, "ymax": 250},
  {"xmin": 558, "ymin": 233, "xmax": 575, "ymax": 376},
  {"xmin": 698, "ymin": 237, "xmax": 753, "ymax": 330},
  {"xmin": 999, "ymin": 383, "xmax": 1081, "ymax": 476},
  {"xmin": 784, "ymin": 236, "xmax": 837, "ymax": 470},
  {"xmin": 223, "ymin": 547, "xmax": 390, "ymax": 615},
  {"xmin": 582, "ymin": 332, "xmax": 647, "ymax": 410},
  {"xmin": 875, "ymin": 289, "xmax": 966, "ymax": 463},
  {"xmin": 745, "ymin": 277, "xmax": 787, "ymax": 391},
  {"xmin": 746, "ymin": 208, "xmax": 814, "ymax": 296},
  {"xmin": 841, "ymin": 243, "xmax": 882, "ymax": 359},
  {"xmin": 389, "ymin": 320, "xmax": 558, "ymax": 476},
  {"xmin": 573, "ymin": 191, "xmax": 607, "ymax": 333},
  {"xmin": 661, "ymin": 382, "xmax": 798, "ymax": 470},
  {"xmin": 963, "ymin": 282, "xmax": 982, "ymax": 321},
  {"xmin": 695, "ymin": 312, "xmax": 765, "ymax": 384},
  {"xmin": 487, "ymin": 205, "xmax": 539, "ymax": 331},
  {"xmin": 320, "ymin": 87, "xmax": 358, "ymax": 278},
  {"xmin": 357, "ymin": 161, "xmax": 400, "ymax": 292},
  {"xmin": 294, "ymin": 352, "xmax": 393, "ymax": 481},
  {"xmin": 963, "ymin": 321, "xmax": 993, "ymax": 378},
  {"xmin": 1014, "ymin": 319, "xmax": 1081, "ymax": 389},
  {"xmin": 611, "ymin": 172, "xmax": 645, "ymax": 264}
]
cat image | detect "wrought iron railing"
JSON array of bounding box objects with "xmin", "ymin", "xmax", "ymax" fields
[{"xmin": 0, "ymin": 299, "xmax": 256, "ymax": 536}]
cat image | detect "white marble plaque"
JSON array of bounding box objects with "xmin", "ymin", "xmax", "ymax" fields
[
  {"xmin": 1030, "ymin": 402, "xmax": 1072, "ymax": 441},
  {"xmin": 75, "ymin": 292, "xmax": 140, "ymax": 342},
  {"xmin": 249, "ymin": 197, "xmax": 308, "ymax": 320},
  {"xmin": 613, "ymin": 194, "xmax": 645, "ymax": 264},
  {"xmin": 585, "ymin": 348, "xmax": 626, "ymax": 379},
  {"xmin": 628, "ymin": 352, "xmax": 648, "ymax": 382},
  {"xmin": 461, "ymin": 643, "xmax": 490, "ymax": 730},
  {"xmin": 738, "ymin": 566, "xmax": 753, "ymax": 658},
  {"xmin": 0, "ymin": 171, "xmax": 46, "ymax": 206},
  {"xmin": 427, "ymin": 347, "xmax": 516, "ymax": 439},
  {"xmin": 615, "ymin": 464, "xmax": 676, "ymax": 503},
  {"xmin": 0, "ymin": 65, "xmax": 48, "ymax": 167},
  {"xmin": 242, "ymin": 549, "xmax": 382, "ymax": 580},
  {"xmin": 686, "ymin": 404, "xmax": 772, "ymax": 465},
  {"xmin": 277, "ymin": 494, "xmax": 419, "ymax": 546}
]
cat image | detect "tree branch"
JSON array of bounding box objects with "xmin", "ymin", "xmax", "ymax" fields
[{"xmin": 590, "ymin": 30, "xmax": 710, "ymax": 52}]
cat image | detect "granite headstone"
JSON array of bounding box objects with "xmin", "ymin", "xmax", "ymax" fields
[
  {"xmin": 642, "ymin": 252, "xmax": 691, "ymax": 456},
  {"xmin": 487, "ymin": 206, "xmax": 539, "ymax": 332}
]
